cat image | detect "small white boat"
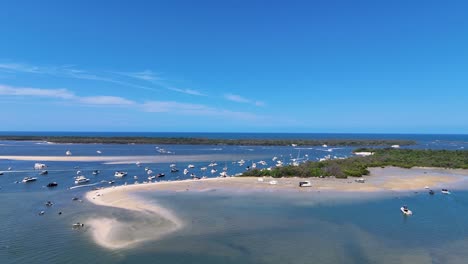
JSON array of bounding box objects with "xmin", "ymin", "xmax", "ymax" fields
[
  {"xmin": 136, "ymin": 161, "xmax": 141, "ymax": 167},
  {"xmin": 34, "ymin": 163, "xmax": 47, "ymax": 170},
  {"xmin": 188, "ymin": 164, "xmax": 195, "ymax": 168},
  {"xmin": 400, "ymin": 206, "xmax": 412, "ymax": 215},
  {"xmin": 22, "ymin": 177, "xmax": 37, "ymax": 183},
  {"xmin": 114, "ymin": 171, "xmax": 127, "ymax": 177},
  {"xmin": 355, "ymin": 178, "xmax": 366, "ymax": 183},
  {"xmin": 238, "ymin": 160, "xmax": 245, "ymax": 165},
  {"xmin": 441, "ymin": 189, "xmax": 451, "ymax": 194},
  {"xmin": 258, "ymin": 161, "xmax": 267, "ymax": 166},
  {"xmin": 200, "ymin": 167, "xmax": 207, "ymax": 171},
  {"xmin": 133, "ymin": 176, "xmax": 138, "ymax": 179},
  {"xmin": 391, "ymin": 145, "xmax": 400, "ymax": 149},
  {"xmin": 272, "ymin": 157, "xmax": 278, "ymax": 161},
  {"xmin": 291, "ymin": 144, "xmax": 297, "ymax": 147},
  {"xmin": 252, "ymin": 163, "xmax": 257, "ymax": 168},
  {"xmin": 208, "ymin": 162, "xmax": 217, "ymax": 167},
  {"xmin": 76, "ymin": 170, "xmax": 81, "ymax": 175},
  {"xmin": 211, "ymin": 169, "xmax": 217, "ymax": 174},
  {"xmin": 146, "ymin": 170, "xmax": 153, "ymax": 175},
  {"xmin": 72, "ymin": 222, "xmax": 85, "ymax": 228},
  {"xmin": 66, "ymin": 150, "xmax": 72, "ymax": 156},
  {"xmin": 219, "ymin": 171, "xmax": 228, "ymax": 177},
  {"xmin": 75, "ymin": 176, "xmax": 90, "ymax": 184},
  {"xmin": 92, "ymin": 170, "xmax": 100, "ymax": 175},
  {"xmin": 96, "ymin": 150, "xmax": 102, "ymax": 154},
  {"xmin": 299, "ymin": 181, "xmax": 312, "ymax": 187},
  {"xmin": 183, "ymin": 169, "xmax": 189, "ymax": 175},
  {"xmin": 170, "ymin": 164, "xmax": 176, "ymax": 168},
  {"xmin": 322, "ymin": 144, "xmax": 328, "ymax": 148},
  {"xmin": 8, "ymin": 167, "xmax": 12, "ymax": 171},
  {"xmin": 148, "ymin": 175, "xmax": 156, "ymax": 180}
]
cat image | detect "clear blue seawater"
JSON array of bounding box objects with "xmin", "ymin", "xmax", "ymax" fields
[{"xmin": 0, "ymin": 133, "xmax": 467, "ymax": 263}]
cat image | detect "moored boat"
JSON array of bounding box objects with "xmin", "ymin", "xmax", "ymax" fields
[
  {"xmin": 400, "ymin": 205, "xmax": 413, "ymax": 215},
  {"xmin": 22, "ymin": 177, "xmax": 37, "ymax": 183},
  {"xmin": 47, "ymin": 182, "xmax": 58, "ymax": 187},
  {"xmin": 74, "ymin": 175, "xmax": 90, "ymax": 184},
  {"xmin": 114, "ymin": 171, "xmax": 128, "ymax": 177},
  {"xmin": 72, "ymin": 222, "xmax": 85, "ymax": 228}
]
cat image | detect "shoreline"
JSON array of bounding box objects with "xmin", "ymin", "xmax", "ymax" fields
[
  {"xmin": 85, "ymin": 167, "xmax": 468, "ymax": 249},
  {"xmin": 0, "ymin": 154, "xmax": 264, "ymax": 164}
]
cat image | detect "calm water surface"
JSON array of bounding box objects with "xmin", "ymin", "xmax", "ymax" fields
[{"xmin": 0, "ymin": 133, "xmax": 467, "ymax": 263}]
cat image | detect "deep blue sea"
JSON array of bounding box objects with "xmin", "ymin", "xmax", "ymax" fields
[{"xmin": 0, "ymin": 133, "xmax": 467, "ymax": 263}]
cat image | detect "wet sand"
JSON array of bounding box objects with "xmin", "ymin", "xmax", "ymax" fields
[
  {"xmin": 85, "ymin": 189, "xmax": 183, "ymax": 249},
  {"xmin": 85, "ymin": 167, "xmax": 468, "ymax": 249}
]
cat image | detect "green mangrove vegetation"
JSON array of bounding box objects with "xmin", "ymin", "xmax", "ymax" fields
[
  {"xmin": 0, "ymin": 136, "xmax": 416, "ymax": 146},
  {"xmin": 242, "ymin": 148, "xmax": 468, "ymax": 178}
]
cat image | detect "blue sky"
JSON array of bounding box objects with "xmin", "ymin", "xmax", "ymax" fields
[{"xmin": 0, "ymin": 0, "xmax": 467, "ymax": 133}]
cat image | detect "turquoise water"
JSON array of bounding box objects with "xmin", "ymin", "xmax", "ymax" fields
[
  {"xmin": 2, "ymin": 190, "xmax": 468, "ymax": 263},
  {"xmin": 0, "ymin": 134, "xmax": 467, "ymax": 263}
]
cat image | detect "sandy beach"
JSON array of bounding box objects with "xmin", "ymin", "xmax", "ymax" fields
[
  {"xmin": 85, "ymin": 167, "xmax": 468, "ymax": 249},
  {"xmin": 0, "ymin": 154, "xmax": 263, "ymax": 164}
]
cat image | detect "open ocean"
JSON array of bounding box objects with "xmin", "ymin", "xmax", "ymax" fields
[{"xmin": 0, "ymin": 133, "xmax": 467, "ymax": 264}]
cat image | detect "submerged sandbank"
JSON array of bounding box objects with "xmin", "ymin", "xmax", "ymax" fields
[{"xmin": 85, "ymin": 188, "xmax": 184, "ymax": 249}]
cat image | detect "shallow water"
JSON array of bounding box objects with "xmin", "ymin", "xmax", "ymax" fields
[{"xmin": 0, "ymin": 134, "xmax": 468, "ymax": 263}]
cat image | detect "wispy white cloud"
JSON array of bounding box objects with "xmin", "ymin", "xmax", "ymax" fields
[
  {"xmin": 1, "ymin": 84, "xmax": 263, "ymax": 121},
  {"xmin": 0, "ymin": 62, "xmax": 159, "ymax": 93},
  {"xmin": 0, "ymin": 63, "xmax": 47, "ymax": 74},
  {"xmin": 142, "ymin": 100, "xmax": 260, "ymax": 120},
  {"xmin": 224, "ymin": 93, "xmax": 265, "ymax": 107},
  {"xmin": 78, "ymin": 96, "xmax": 136, "ymax": 105},
  {"xmin": 0, "ymin": 84, "xmax": 132, "ymax": 106},
  {"xmin": 165, "ymin": 86, "xmax": 206, "ymax": 96},
  {"xmin": 225, "ymin": 93, "xmax": 250, "ymax": 103},
  {"xmin": 0, "ymin": 84, "xmax": 75, "ymax": 99},
  {"xmin": 118, "ymin": 70, "xmax": 207, "ymax": 96},
  {"xmin": 0, "ymin": 62, "xmax": 208, "ymax": 97},
  {"xmin": 0, "ymin": 62, "xmax": 266, "ymax": 105},
  {"xmin": 119, "ymin": 70, "xmax": 162, "ymax": 81}
]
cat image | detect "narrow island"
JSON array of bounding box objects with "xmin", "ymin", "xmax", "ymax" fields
[{"xmin": 0, "ymin": 135, "xmax": 416, "ymax": 146}]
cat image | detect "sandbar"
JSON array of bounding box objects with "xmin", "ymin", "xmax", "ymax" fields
[
  {"xmin": 0, "ymin": 154, "xmax": 264, "ymax": 164},
  {"xmin": 85, "ymin": 167, "xmax": 468, "ymax": 249}
]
